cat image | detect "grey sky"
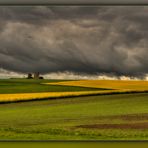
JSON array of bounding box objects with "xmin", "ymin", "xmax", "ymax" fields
[{"xmin": 0, "ymin": 6, "xmax": 148, "ymax": 77}]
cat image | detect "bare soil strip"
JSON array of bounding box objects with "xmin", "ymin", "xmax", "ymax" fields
[
  {"xmin": 94, "ymin": 113, "xmax": 148, "ymax": 121},
  {"xmin": 76, "ymin": 122, "xmax": 148, "ymax": 129}
]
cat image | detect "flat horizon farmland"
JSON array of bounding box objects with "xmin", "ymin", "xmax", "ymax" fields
[
  {"xmin": 1, "ymin": 79, "xmax": 148, "ymax": 103},
  {"xmin": 0, "ymin": 79, "xmax": 108, "ymax": 103},
  {"xmin": 0, "ymin": 78, "xmax": 148, "ymax": 140}
]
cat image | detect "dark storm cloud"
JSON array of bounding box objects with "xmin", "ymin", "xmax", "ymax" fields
[{"xmin": 0, "ymin": 6, "xmax": 148, "ymax": 76}]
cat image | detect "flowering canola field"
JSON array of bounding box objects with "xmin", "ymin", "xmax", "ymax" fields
[
  {"xmin": 47, "ymin": 80, "xmax": 148, "ymax": 91},
  {"xmin": 1, "ymin": 80, "xmax": 148, "ymax": 103},
  {"xmin": 0, "ymin": 91, "xmax": 101, "ymax": 103}
]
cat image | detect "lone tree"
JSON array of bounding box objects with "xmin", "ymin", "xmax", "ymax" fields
[{"xmin": 27, "ymin": 73, "xmax": 33, "ymax": 79}]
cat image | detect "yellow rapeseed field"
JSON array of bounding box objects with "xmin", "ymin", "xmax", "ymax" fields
[
  {"xmin": 1, "ymin": 80, "xmax": 148, "ymax": 103},
  {"xmin": 46, "ymin": 80, "xmax": 148, "ymax": 91},
  {"xmin": 0, "ymin": 91, "xmax": 108, "ymax": 103},
  {"xmin": 1, "ymin": 89, "xmax": 147, "ymax": 103}
]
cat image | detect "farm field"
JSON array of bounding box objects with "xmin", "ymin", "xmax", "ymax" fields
[
  {"xmin": 0, "ymin": 79, "xmax": 107, "ymax": 103},
  {"xmin": 1, "ymin": 79, "xmax": 148, "ymax": 103},
  {"xmin": 0, "ymin": 79, "xmax": 100, "ymax": 94},
  {"xmin": 0, "ymin": 79, "xmax": 148, "ymax": 140},
  {"xmin": 0, "ymin": 93, "xmax": 148, "ymax": 140},
  {"xmin": 48, "ymin": 80, "xmax": 148, "ymax": 91}
]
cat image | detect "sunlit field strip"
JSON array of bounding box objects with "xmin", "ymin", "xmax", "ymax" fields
[
  {"xmin": 1, "ymin": 89, "xmax": 148, "ymax": 103},
  {"xmin": 45, "ymin": 80, "xmax": 148, "ymax": 90},
  {"xmin": 0, "ymin": 91, "xmax": 107, "ymax": 103},
  {"xmin": 0, "ymin": 91, "xmax": 106, "ymax": 103}
]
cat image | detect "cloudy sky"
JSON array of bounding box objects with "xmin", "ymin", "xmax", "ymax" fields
[{"xmin": 0, "ymin": 6, "xmax": 148, "ymax": 79}]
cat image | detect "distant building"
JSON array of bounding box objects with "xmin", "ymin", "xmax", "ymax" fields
[{"xmin": 33, "ymin": 72, "xmax": 40, "ymax": 79}]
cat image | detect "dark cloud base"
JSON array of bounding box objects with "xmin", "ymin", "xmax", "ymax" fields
[{"xmin": 0, "ymin": 6, "xmax": 148, "ymax": 77}]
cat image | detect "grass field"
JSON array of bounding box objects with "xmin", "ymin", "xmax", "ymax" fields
[
  {"xmin": 0, "ymin": 79, "xmax": 148, "ymax": 140},
  {"xmin": 0, "ymin": 93, "xmax": 148, "ymax": 140}
]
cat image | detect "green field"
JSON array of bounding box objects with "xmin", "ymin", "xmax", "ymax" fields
[
  {"xmin": 0, "ymin": 79, "xmax": 148, "ymax": 140},
  {"xmin": 0, "ymin": 93, "xmax": 148, "ymax": 140},
  {"xmin": 0, "ymin": 79, "xmax": 100, "ymax": 94}
]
